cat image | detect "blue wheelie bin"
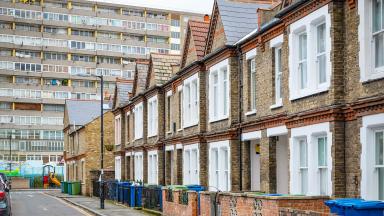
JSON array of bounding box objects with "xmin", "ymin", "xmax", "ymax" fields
[
  {"xmin": 122, "ymin": 182, "xmax": 130, "ymax": 204},
  {"xmin": 324, "ymin": 198, "xmax": 364, "ymax": 215},
  {"xmin": 346, "ymin": 201, "xmax": 384, "ymax": 216},
  {"xmin": 135, "ymin": 185, "xmax": 143, "ymax": 207},
  {"xmin": 129, "ymin": 184, "xmax": 135, "ymax": 207}
]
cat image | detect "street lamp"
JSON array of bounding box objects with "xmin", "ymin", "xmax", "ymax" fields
[
  {"xmin": 97, "ymin": 75, "xmax": 105, "ymax": 209},
  {"xmin": 77, "ymin": 73, "xmax": 104, "ymax": 209}
]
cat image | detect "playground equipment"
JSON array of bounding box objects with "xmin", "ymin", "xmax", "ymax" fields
[{"xmin": 42, "ymin": 165, "xmax": 61, "ymax": 188}]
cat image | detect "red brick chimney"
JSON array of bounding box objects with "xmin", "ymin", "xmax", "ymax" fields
[{"xmin": 204, "ymin": 14, "xmax": 210, "ymax": 22}]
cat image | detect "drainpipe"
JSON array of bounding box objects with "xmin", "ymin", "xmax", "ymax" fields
[
  {"xmin": 162, "ymin": 89, "xmax": 166, "ymax": 186},
  {"xmin": 236, "ymin": 45, "xmax": 243, "ymax": 191}
]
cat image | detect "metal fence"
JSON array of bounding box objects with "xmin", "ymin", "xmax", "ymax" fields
[{"xmin": 142, "ymin": 185, "xmax": 162, "ymax": 212}]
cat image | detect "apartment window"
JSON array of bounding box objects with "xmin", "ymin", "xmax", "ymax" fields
[
  {"xmin": 72, "ymin": 29, "xmax": 93, "ymax": 37},
  {"xmin": 72, "ymin": 54, "xmax": 94, "ymax": 62},
  {"xmin": 16, "ymin": 50, "xmax": 40, "ymax": 59},
  {"xmin": 183, "ymin": 144, "xmax": 199, "ymax": 185},
  {"xmin": 209, "ymin": 141, "xmax": 230, "ymax": 191},
  {"xmin": 318, "ymin": 136, "xmax": 328, "ymax": 195},
  {"xmin": 97, "ymin": 32, "xmax": 119, "ymax": 39},
  {"xmin": 299, "ymin": 139, "xmax": 308, "ymax": 195},
  {"xmin": 375, "ymin": 130, "xmax": 384, "ymax": 200},
  {"xmin": 209, "ymin": 59, "xmax": 229, "ymax": 122},
  {"xmin": 0, "ymin": 22, "xmax": 11, "ymax": 30},
  {"xmin": 15, "ymin": 9, "xmax": 42, "ymax": 20},
  {"xmin": 72, "ymin": 4, "xmax": 93, "ymax": 11},
  {"xmin": 123, "ymin": 34, "xmax": 144, "ymax": 42},
  {"xmin": 147, "ymin": 36, "xmax": 168, "ymax": 44},
  {"xmin": 115, "ymin": 115, "xmax": 121, "ymax": 146},
  {"xmin": 178, "ymin": 90, "xmax": 183, "ymax": 129},
  {"xmin": 122, "ymin": 9, "xmax": 144, "ymax": 17},
  {"xmin": 134, "ymin": 152, "xmax": 143, "ymax": 182},
  {"xmin": 147, "ymin": 96, "xmax": 158, "ymax": 137},
  {"xmin": 171, "ymin": 19, "xmax": 180, "ymax": 27},
  {"xmin": 98, "ymin": 7, "xmax": 118, "ymax": 14},
  {"xmin": 15, "ymin": 77, "xmax": 39, "ymax": 84},
  {"xmin": 134, "ymin": 103, "xmax": 143, "ymax": 140},
  {"xmin": 43, "ymin": 104, "xmax": 64, "ymax": 112},
  {"xmin": 44, "ymin": 52, "xmax": 67, "ymax": 61},
  {"xmin": 70, "ymin": 41, "xmax": 95, "ymax": 50},
  {"xmin": 44, "ymin": 27, "xmax": 66, "ymax": 35},
  {"xmin": 171, "ymin": 43, "xmax": 180, "ymax": 51},
  {"xmin": 0, "ymin": 102, "xmax": 11, "ymax": 110},
  {"xmin": 43, "ymin": 12, "xmax": 68, "ymax": 21},
  {"xmin": 98, "ymin": 56, "xmax": 119, "ymax": 64},
  {"xmin": 183, "ymin": 74, "xmax": 199, "ymax": 128},
  {"xmin": 15, "ymin": 24, "xmax": 39, "ymax": 32},
  {"xmin": 171, "ymin": 32, "xmax": 180, "ymax": 38},
  {"xmin": 289, "ymin": 5, "xmax": 330, "ymax": 100},
  {"xmin": 148, "ymin": 151, "xmax": 158, "ymax": 184},
  {"xmin": 373, "ymin": 0, "xmax": 384, "ymax": 70}
]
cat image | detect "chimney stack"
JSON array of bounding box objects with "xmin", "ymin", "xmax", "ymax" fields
[{"xmin": 204, "ymin": 14, "xmax": 210, "ymax": 22}]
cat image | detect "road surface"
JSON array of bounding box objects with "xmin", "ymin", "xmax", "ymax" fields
[{"xmin": 10, "ymin": 190, "xmax": 90, "ymax": 216}]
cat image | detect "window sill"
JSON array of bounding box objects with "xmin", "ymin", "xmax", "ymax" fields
[
  {"xmin": 177, "ymin": 128, "xmax": 183, "ymax": 132},
  {"xmin": 289, "ymin": 87, "xmax": 329, "ymax": 101},
  {"xmin": 361, "ymin": 73, "xmax": 384, "ymax": 84},
  {"xmin": 270, "ymin": 103, "xmax": 283, "ymax": 109},
  {"xmin": 183, "ymin": 122, "xmax": 198, "ymax": 129},
  {"xmin": 245, "ymin": 110, "xmax": 257, "ymax": 116},
  {"xmin": 147, "ymin": 134, "xmax": 158, "ymax": 138},
  {"xmin": 166, "ymin": 131, "xmax": 172, "ymax": 134},
  {"xmin": 209, "ymin": 116, "xmax": 229, "ymax": 123}
]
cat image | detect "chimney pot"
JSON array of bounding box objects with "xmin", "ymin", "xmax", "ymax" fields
[{"xmin": 204, "ymin": 14, "xmax": 210, "ymax": 22}]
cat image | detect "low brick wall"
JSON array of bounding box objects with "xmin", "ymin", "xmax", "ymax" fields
[
  {"xmin": 200, "ymin": 192, "xmax": 330, "ymax": 216},
  {"xmin": 11, "ymin": 177, "xmax": 30, "ymax": 189},
  {"xmin": 162, "ymin": 189, "xmax": 198, "ymax": 216}
]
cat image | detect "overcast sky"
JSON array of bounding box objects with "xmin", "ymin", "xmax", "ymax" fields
[{"xmin": 91, "ymin": 0, "xmax": 214, "ymax": 14}]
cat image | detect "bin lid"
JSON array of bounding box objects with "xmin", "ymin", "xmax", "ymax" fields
[
  {"xmin": 264, "ymin": 193, "xmax": 283, "ymax": 196},
  {"xmin": 353, "ymin": 201, "xmax": 384, "ymax": 210},
  {"xmin": 325, "ymin": 198, "xmax": 364, "ymax": 207}
]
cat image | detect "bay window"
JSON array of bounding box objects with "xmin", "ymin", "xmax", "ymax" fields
[
  {"xmin": 209, "ymin": 59, "xmax": 230, "ymax": 122},
  {"xmin": 115, "ymin": 115, "xmax": 121, "ymax": 145},
  {"xmin": 360, "ymin": 114, "xmax": 384, "ymax": 200},
  {"xmin": 148, "ymin": 151, "xmax": 158, "ymax": 184},
  {"xmin": 147, "ymin": 96, "xmax": 158, "ymax": 137},
  {"xmin": 134, "ymin": 102, "xmax": 143, "ymax": 140},
  {"xmin": 291, "ymin": 122, "xmax": 332, "ymax": 196},
  {"xmin": 183, "ymin": 144, "xmax": 199, "ymax": 185},
  {"xmin": 134, "ymin": 152, "xmax": 143, "ymax": 182},
  {"xmin": 375, "ymin": 130, "xmax": 384, "ymax": 200},
  {"xmin": 183, "ymin": 74, "xmax": 199, "ymax": 127},
  {"xmin": 209, "ymin": 141, "xmax": 230, "ymax": 191},
  {"xmin": 289, "ymin": 5, "xmax": 331, "ymax": 100}
]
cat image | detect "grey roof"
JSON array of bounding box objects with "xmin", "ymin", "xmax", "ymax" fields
[
  {"xmin": 65, "ymin": 100, "xmax": 103, "ymax": 126},
  {"xmin": 115, "ymin": 81, "xmax": 132, "ymax": 108},
  {"xmin": 217, "ymin": 0, "xmax": 271, "ymax": 45}
]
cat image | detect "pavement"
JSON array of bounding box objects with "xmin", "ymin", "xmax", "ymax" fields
[{"xmin": 44, "ymin": 190, "xmax": 152, "ymax": 216}]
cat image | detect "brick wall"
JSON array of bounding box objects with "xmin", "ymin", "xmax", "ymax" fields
[
  {"xmin": 162, "ymin": 189, "xmax": 198, "ymax": 216},
  {"xmin": 200, "ymin": 192, "xmax": 330, "ymax": 216}
]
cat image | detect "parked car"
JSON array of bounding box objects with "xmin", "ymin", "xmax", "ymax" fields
[
  {"xmin": 0, "ymin": 174, "xmax": 10, "ymax": 190},
  {"xmin": 0, "ymin": 183, "xmax": 11, "ymax": 216}
]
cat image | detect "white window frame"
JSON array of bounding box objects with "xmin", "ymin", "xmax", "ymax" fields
[
  {"xmin": 183, "ymin": 144, "xmax": 199, "ymax": 185},
  {"xmin": 360, "ymin": 113, "xmax": 384, "ymax": 200},
  {"xmin": 115, "ymin": 156, "xmax": 121, "ymax": 180},
  {"xmin": 134, "ymin": 152, "xmax": 143, "ymax": 182},
  {"xmin": 147, "ymin": 150, "xmax": 158, "ymax": 184},
  {"xmin": 359, "ymin": 0, "xmax": 384, "ymax": 82},
  {"xmin": 289, "ymin": 5, "xmax": 331, "ymax": 100},
  {"xmin": 183, "ymin": 73, "xmax": 199, "ymax": 128},
  {"xmin": 147, "ymin": 95, "xmax": 158, "ymax": 137},
  {"xmin": 209, "ymin": 140, "xmax": 231, "ymax": 192},
  {"xmin": 133, "ymin": 102, "xmax": 143, "ymax": 140},
  {"xmin": 209, "ymin": 59, "xmax": 230, "ymax": 122},
  {"xmin": 270, "ymin": 35, "xmax": 284, "ymax": 108},
  {"xmin": 290, "ymin": 122, "xmax": 332, "ymax": 196},
  {"xmin": 115, "ymin": 115, "xmax": 121, "ymax": 145}
]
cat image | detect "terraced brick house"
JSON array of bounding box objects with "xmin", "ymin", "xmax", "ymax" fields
[{"xmin": 114, "ymin": 0, "xmax": 384, "ymax": 205}]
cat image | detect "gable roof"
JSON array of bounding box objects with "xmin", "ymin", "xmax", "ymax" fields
[
  {"xmin": 146, "ymin": 53, "xmax": 180, "ymax": 89},
  {"xmin": 181, "ymin": 20, "xmax": 210, "ymax": 68},
  {"xmin": 112, "ymin": 78, "xmax": 133, "ymax": 109},
  {"xmin": 65, "ymin": 100, "xmax": 102, "ymax": 126},
  {"xmin": 132, "ymin": 60, "xmax": 149, "ymax": 96},
  {"xmin": 206, "ymin": 0, "xmax": 272, "ymax": 54}
]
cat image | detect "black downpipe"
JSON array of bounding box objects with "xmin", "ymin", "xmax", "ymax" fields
[
  {"xmin": 236, "ymin": 45, "xmax": 243, "ymax": 191},
  {"xmin": 162, "ymin": 90, "xmax": 166, "ymax": 186}
]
